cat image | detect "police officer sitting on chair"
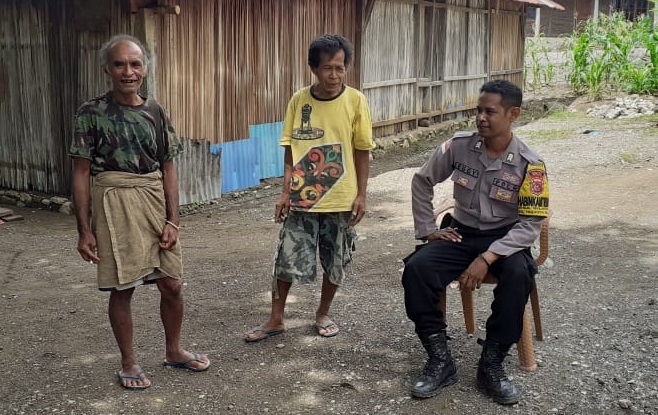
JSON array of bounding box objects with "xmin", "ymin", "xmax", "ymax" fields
[{"xmin": 401, "ymin": 79, "xmax": 550, "ymax": 405}]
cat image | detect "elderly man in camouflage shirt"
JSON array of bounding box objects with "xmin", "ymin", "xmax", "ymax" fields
[{"xmin": 70, "ymin": 34, "xmax": 209, "ymax": 389}]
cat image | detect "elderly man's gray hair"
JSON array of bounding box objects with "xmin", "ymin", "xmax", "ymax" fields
[{"xmin": 99, "ymin": 34, "xmax": 151, "ymax": 70}]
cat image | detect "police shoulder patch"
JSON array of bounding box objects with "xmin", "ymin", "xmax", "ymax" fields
[
  {"xmin": 452, "ymin": 131, "xmax": 477, "ymax": 139},
  {"xmin": 440, "ymin": 138, "xmax": 452, "ymax": 154},
  {"xmin": 518, "ymin": 162, "xmax": 549, "ymax": 217}
]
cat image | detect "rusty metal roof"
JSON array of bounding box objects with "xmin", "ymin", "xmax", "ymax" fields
[{"xmin": 512, "ymin": 0, "xmax": 566, "ymax": 10}]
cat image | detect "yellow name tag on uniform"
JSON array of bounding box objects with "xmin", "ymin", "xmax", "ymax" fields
[{"xmin": 518, "ymin": 163, "xmax": 549, "ymax": 217}]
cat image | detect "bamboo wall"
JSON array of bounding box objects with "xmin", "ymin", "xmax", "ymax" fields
[
  {"xmin": 0, "ymin": 0, "xmax": 131, "ymax": 196},
  {"xmin": 490, "ymin": 0, "xmax": 524, "ymax": 86},
  {"xmin": 362, "ymin": 1, "xmax": 416, "ymax": 134},
  {"xmin": 1, "ymin": 0, "xmax": 528, "ymax": 199},
  {"xmin": 0, "ymin": 0, "xmax": 358, "ymax": 200},
  {"xmin": 154, "ymin": 0, "xmax": 358, "ymax": 197},
  {"xmin": 362, "ymin": 0, "xmax": 527, "ymax": 137},
  {"xmin": 155, "ymin": 0, "xmax": 358, "ymax": 144}
]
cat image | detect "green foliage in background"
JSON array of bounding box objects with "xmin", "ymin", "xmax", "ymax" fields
[
  {"xmin": 567, "ymin": 12, "xmax": 658, "ymax": 99},
  {"xmin": 524, "ymin": 34, "xmax": 555, "ymax": 92}
]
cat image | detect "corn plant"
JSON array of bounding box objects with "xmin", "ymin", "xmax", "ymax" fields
[
  {"xmin": 525, "ymin": 34, "xmax": 556, "ymax": 91},
  {"xmin": 567, "ymin": 12, "xmax": 658, "ymax": 97}
]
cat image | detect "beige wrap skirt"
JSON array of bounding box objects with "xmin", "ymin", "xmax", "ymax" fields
[{"xmin": 91, "ymin": 171, "xmax": 182, "ymax": 290}]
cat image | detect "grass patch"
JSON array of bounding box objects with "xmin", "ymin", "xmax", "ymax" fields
[
  {"xmin": 522, "ymin": 129, "xmax": 572, "ymax": 141},
  {"xmin": 619, "ymin": 151, "xmax": 637, "ymax": 164},
  {"xmin": 543, "ymin": 109, "xmax": 579, "ymax": 120}
]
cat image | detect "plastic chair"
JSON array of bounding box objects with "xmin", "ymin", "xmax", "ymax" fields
[{"xmin": 436, "ymin": 205, "xmax": 551, "ymax": 371}]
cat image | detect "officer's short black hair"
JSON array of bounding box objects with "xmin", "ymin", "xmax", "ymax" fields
[
  {"xmin": 308, "ymin": 34, "xmax": 353, "ymax": 68},
  {"xmin": 480, "ymin": 80, "xmax": 523, "ymax": 108}
]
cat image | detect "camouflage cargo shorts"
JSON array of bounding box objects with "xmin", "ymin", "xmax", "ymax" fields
[{"xmin": 273, "ymin": 211, "xmax": 356, "ymax": 286}]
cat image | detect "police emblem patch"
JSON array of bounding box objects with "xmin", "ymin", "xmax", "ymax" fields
[
  {"xmin": 528, "ymin": 169, "xmax": 545, "ymax": 195},
  {"xmin": 518, "ymin": 162, "xmax": 549, "ymax": 217}
]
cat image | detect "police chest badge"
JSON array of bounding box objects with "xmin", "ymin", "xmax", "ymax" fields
[{"xmin": 518, "ymin": 163, "xmax": 549, "ymax": 217}]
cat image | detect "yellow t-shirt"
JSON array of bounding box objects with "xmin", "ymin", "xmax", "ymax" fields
[{"xmin": 280, "ymin": 86, "xmax": 375, "ymax": 212}]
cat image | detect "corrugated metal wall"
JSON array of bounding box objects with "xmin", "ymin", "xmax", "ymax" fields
[{"xmin": 362, "ymin": 0, "xmax": 526, "ymax": 138}]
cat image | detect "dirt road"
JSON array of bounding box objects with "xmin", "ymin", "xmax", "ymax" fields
[{"xmin": 1, "ymin": 100, "xmax": 657, "ymax": 414}]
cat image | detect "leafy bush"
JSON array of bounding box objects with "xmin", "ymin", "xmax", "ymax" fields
[
  {"xmin": 525, "ymin": 34, "xmax": 556, "ymax": 91},
  {"xmin": 566, "ymin": 12, "xmax": 658, "ymax": 98}
]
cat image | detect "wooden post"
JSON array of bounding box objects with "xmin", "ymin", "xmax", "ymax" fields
[
  {"xmin": 133, "ymin": 9, "xmax": 158, "ymax": 100},
  {"xmin": 482, "ymin": 0, "xmax": 486, "ymax": 81},
  {"xmin": 414, "ymin": 0, "xmax": 420, "ymax": 127},
  {"xmin": 354, "ymin": 0, "xmax": 364, "ymax": 90},
  {"xmin": 534, "ymin": 7, "xmax": 541, "ymax": 37}
]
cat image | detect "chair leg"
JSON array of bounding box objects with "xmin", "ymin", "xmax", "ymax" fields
[
  {"xmin": 529, "ymin": 281, "xmax": 544, "ymax": 341},
  {"xmin": 516, "ymin": 307, "xmax": 538, "ymax": 371},
  {"xmin": 461, "ymin": 289, "xmax": 476, "ymax": 334}
]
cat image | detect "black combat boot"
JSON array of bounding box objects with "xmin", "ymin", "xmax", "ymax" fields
[
  {"xmin": 476, "ymin": 339, "xmax": 519, "ymax": 405},
  {"xmin": 410, "ymin": 332, "xmax": 458, "ymax": 398}
]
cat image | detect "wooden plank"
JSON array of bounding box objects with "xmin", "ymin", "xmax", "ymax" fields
[
  {"xmin": 2, "ymin": 214, "xmax": 24, "ymax": 222},
  {"xmin": 372, "ymin": 114, "xmax": 418, "ymax": 128},
  {"xmin": 489, "ymin": 68, "xmax": 524, "ymax": 76},
  {"xmin": 362, "ymin": 77, "xmax": 418, "ymax": 89},
  {"xmin": 0, "ymin": 207, "xmax": 14, "ymax": 218},
  {"xmin": 443, "ymin": 73, "xmax": 488, "ymax": 81},
  {"xmin": 372, "ymin": 101, "xmax": 477, "ymax": 128},
  {"xmin": 418, "ymin": 103, "xmax": 477, "ymax": 118},
  {"xmin": 418, "ymin": 79, "xmax": 443, "ymax": 87}
]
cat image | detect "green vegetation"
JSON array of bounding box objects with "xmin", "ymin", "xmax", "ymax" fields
[
  {"xmin": 524, "ymin": 34, "xmax": 556, "ymax": 92},
  {"xmin": 522, "ymin": 128, "xmax": 571, "ymax": 142},
  {"xmin": 619, "ymin": 151, "xmax": 637, "ymax": 164},
  {"xmin": 567, "ymin": 12, "xmax": 658, "ymax": 99},
  {"xmin": 543, "ymin": 109, "xmax": 578, "ymax": 120}
]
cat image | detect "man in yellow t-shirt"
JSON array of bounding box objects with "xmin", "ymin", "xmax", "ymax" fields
[{"xmin": 245, "ymin": 34, "xmax": 375, "ymax": 342}]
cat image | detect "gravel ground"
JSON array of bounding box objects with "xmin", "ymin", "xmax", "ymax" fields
[
  {"xmin": 362, "ymin": 96, "xmax": 658, "ymax": 415},
  {"xmin": 1, "ymin": 40, "xmax": 657, "ymax": 414}
]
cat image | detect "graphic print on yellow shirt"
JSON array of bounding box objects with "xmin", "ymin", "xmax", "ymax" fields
[
  {"xmin": 290, "ymin": 144, "xmax": 344, "ymax": 209},
  {"xmin": 281, "ymin": 86, "xmax": 375, "ymax": 212},
  {"xmin": 518, "ymin": 162, "xmax": 549, "ymax": 217},
  {"xmin": 292, "ymin": 104, "xmax": 324, "ymax": 140}
]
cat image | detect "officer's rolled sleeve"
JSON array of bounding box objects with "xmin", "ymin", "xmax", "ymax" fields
[
  {"xmin": 412, "ymin": 172, "xmax": 439, "ymax": 239},
  {"xmin": 488, "ymin": 216, "xmax": 543, "ymax": 256},
  {"xmin": 411, "ymin": 144, "xmax": 453, "ymax": 239}
]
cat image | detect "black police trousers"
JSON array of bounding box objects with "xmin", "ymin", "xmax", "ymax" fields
[{"xmin": 402, "ymin": 220, "xmax": 537, "ymax": 345}]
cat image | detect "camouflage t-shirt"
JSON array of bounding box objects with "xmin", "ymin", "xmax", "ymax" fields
[{"xmin": 69, "ymin": 92, "xmax": 183, "ymax": 175}]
